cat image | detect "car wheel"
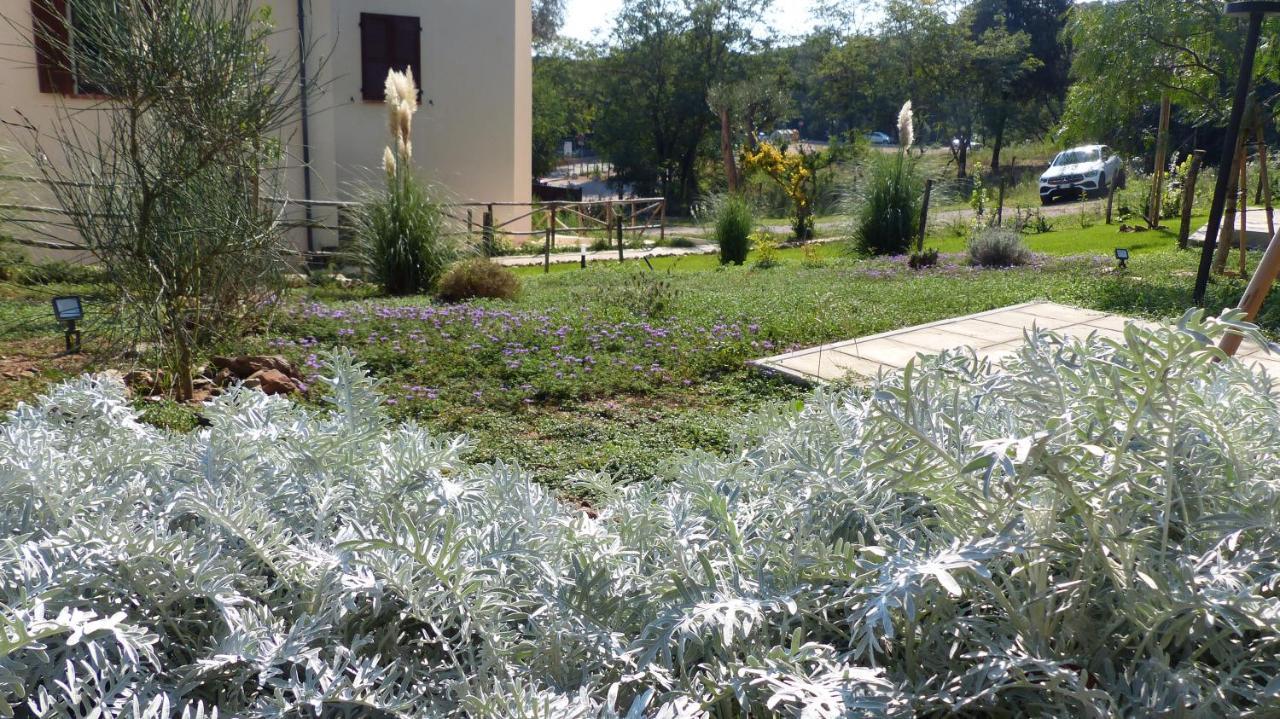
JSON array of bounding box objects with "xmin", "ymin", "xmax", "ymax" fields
[
  {"xmin": 1041, "ymin": 196, "xmax": 1053, "ymax": 206},
  {"xmin": 1095, "ymin": 177, "xmax": 1109, "ymax": 199}
]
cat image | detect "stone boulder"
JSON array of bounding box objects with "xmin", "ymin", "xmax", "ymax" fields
[
  {"xmin": 211, "ymin": 355, "xmax": 302, "ymax": 381},
  {"xmin": 243, "ymin": 369, "xmax": 298, "ymax": 396}
]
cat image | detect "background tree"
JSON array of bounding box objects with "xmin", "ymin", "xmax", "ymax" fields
[
  {"xmin": 1063, "ymin": 0, "xmax": 1264, "ymax": 152},
  {"xmin": 968, "ymin": 0, "xmax": 1071, "ymax": 169},
  {"xmin": 533, "ymin": 0, "xmax": 567, "ymax": 45},
  {"xmin": 19, "ymin": 0, "xmax": 309, "ymax": 400},
  {"xmin": 593, "ymin": 0, "xmax": 771, "ymax": 211},
  {"xmin": 533, "ymin": 41, "xmax": 600, "ymax": 178}
]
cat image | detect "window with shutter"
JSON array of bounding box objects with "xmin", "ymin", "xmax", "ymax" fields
[
  {"xmin": 31, "ymin": 0, "xmax": 73, "ymax": 94},
  {"xmin": 359, "ymin": 13, "xmax": 421, "ymax": 102}
]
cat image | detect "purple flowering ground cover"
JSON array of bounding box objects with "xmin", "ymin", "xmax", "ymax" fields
[{"xmin": 236, "ymin": 240, "xmax": 1250, "ymax": 490}]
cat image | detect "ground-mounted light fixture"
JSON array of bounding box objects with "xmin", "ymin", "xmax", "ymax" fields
[
  {"xmin": 580, "ymin": 242, "xmax": 587, "ymax": 269},
  {"xmin": 51, "ymin": 295, "xmax": 83, "ymax": 353},
  {"xmin": 1115, "ymin": 248, "xmax": 1130, "ymax": 270},
  {"xmin": 1194, "ymin": 1, "xmax": 1280, "ymax": 304}
]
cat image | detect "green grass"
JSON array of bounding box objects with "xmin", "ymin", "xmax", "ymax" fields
[{"xmin": 1, "ymin": 217, "xmax": 1268, "ymax": 491}]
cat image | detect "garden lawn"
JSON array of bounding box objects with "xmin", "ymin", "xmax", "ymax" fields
[{"xmin": 1, "ymin": 217, "xmax": 1268, "ymax": 491}]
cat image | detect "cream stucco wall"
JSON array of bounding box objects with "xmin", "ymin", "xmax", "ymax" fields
[{"xmin": 0, "ymin": 0, "xmax": 532, "ymax": 259}]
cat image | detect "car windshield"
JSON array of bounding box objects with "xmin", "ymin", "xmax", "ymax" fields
[{"xmin": 1053, "ymin": 149, "xmax": 1100, "ymax": 167}]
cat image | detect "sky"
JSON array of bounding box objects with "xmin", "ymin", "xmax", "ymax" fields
[{"xmin": 560, "ymin": 0, "xmax": 825, "ymax": 44}]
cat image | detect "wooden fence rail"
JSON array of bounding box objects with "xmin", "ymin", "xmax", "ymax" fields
[{"xmin": 0, "ymin": 172, "xmax": 667, "ymax": 261}]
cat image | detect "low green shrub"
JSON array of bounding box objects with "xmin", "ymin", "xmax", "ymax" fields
[
  {"xmin": 752, "ymin": 232, "xmax": 782, "ymax": 269},
  {"xmin": 437, "ymin": 258, "xmax": 521, "ymax": 303},
  {"xmin": 908, "ymin": 247, "xmax": 940, "ymax": 269},
  {"xmin": 711, "ymin": 193, "xmax": 753, "ymax": 266},
  {"xmin": 666, "ymin": 236, "xmax": 698, "ymax": 249},
  {"xmin": 968, "ymin": 227, "xmax": 1032, "ymax": 267}
]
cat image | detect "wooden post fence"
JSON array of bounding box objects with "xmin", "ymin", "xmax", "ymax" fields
[
  {"xmin": 616, "ymin": 215, "xmax": 625, "ymax": 262},
  {"xmin": 1178, "ymin": 150, "xmax": 1206, "ymax": 249},
  {"xmin": 482, "ymin": 209, "xmax": 495, "ymax": 257},
  {"xmin": 1106, "ymin": 181, "xmax": 1117, "ymax": 225}
]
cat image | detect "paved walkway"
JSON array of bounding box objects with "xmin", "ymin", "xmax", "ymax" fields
[
  {"xmin": 492, "ymin": 242, "xmax": 715, "ymax": 268},
  {"xmin": 753, "ymin": 301, "xmax": 1280, "ymax": 385}
]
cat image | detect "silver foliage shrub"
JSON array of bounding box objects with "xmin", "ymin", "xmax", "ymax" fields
[{"xmin": 4, "ymin": 312, "xmax": 1280, "ymax": 717}]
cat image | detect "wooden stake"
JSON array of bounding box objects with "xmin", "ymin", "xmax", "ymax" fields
[
  {"xmin": 1149, "ymin": 92, "xmax": 1172, "ymax": 228},
  {"xmin": 1178, "ymin": 150, "xmax": 1206, "ymax": 249},
  {"xmin": 996, "ymin": 174, "xmax": 1008, "ymax": 226},
  {"xmin": 1214, "ymin": 152, "xmax": 1241, "ymax": 274},
  {"xmin": 917, "ymin": 178, "xmax": 934, "ymax": 252},
  {"xmin": 1106, "ymin": 181, "xmax": 1117, "ymax": 225},
  {"xmin": 617, "ymin": 216, "xmax": 625, "ymax": 262},
  {"xmin": 1257, "ymin": 117, "xmax": 1274, "ymax": 237},
  {"xmin": 1240, "ymin": 144, "xmax": 1249, "ymax": 278},
  {"xmin": 1220, "ymin": 222, "xmax": 1280, "ymax": 357}
]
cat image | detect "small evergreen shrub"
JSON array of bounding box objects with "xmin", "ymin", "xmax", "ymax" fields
[
  {"xmin": 908, "ymin": 247, "xmax": 940, "ymax": 269},
  {"xmin": 437, "ymin": 258, "xmax": 521, "ymax": 303},
  {"xmin": 968, "ymin": 227, "xmax": 1032, "ymax": 267},
  {"xmin": 852, "ymin": 151, "xmax": 923, "ymax": 256},
  {"xmin": 712, "ymin": 193, "xmax": 753, "ymax": 265}
]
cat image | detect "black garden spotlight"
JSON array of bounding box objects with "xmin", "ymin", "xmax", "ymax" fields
[
  {"xmin": 51, "ymin": 295, "xmax": 83, "ymax": 353},
  {"xmin": 1193, "ymin": 1, "xmax": 1280, "ymax": 305},
  {"xmin": 1115, "ymin": 248, "xmax": 1130, "ymax": 270}
]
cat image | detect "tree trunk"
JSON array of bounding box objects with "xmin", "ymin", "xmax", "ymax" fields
[
  {"xmin": 989, "ymin": 117, "xmax": 1007, "ymax": 172},
  {"xmin": 720, "ymin": 107, "xmax": 738, "ymax": 193},
  {"xmin": 957, "ymin": 139, "xmax": 970, "ymax": 179}
]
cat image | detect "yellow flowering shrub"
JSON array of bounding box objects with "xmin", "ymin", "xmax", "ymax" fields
[{"xmin": 741, "ymin": 142, "xmax": 817, "ymax": 239}]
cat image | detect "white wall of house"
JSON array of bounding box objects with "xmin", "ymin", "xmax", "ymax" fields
[{"xmin": 0, "ymin": 0, "xmax": 532, "ymax": 260}]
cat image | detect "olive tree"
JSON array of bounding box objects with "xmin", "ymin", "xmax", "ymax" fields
[{"xmin": 16, "ymin": 0, "xmax": 312, "ymax": 400}]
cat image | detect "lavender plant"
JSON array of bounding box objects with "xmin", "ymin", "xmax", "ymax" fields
[{"xmin": 3, "ymin": 312, "xmax": 1280, "ymax": 716}]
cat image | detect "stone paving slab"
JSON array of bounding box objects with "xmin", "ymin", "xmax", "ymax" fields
[{"xmin": 752, "ymin": 301, "xmax": 1280, "ymax": 386}]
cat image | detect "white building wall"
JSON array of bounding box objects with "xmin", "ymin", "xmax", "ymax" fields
[{"xmin": 0, "ymin": 0, "xmax": 532, "ymax": 260}]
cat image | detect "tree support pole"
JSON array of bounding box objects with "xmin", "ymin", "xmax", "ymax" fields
[{"xmin": 1195, "ymin": 9, "xmax": 1265, "ymax": 305}]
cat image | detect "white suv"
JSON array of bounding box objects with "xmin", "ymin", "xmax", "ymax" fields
[{"xmin": 1039, "ymin": 145, "xmax": 1124, "ymax": 205}]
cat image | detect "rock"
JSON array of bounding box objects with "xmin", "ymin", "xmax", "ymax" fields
[
  {"xmin": 246, "ymin": 369, "xmax": 298, "ymax": 395},
  {"xmin": 332, "ymin": 273, "xmax": 354, "ymax": 288},
  {"xmin": 124, "ymin": 369, "xmax": 157, "ymax": 390},
  {"xmin": 192, "ymin": 377, "xmax": 215, "ymax": 391},
  {"xmin": 284, "ymin": 273, "xmax": 309, "ymax": 288},
  {"xmin": 212, "ymin": 355, "xmax": 302, "ymax": 380},
  {"xmin": 213, "ymin": 368, "xmax": 236, "ymax": 387}
]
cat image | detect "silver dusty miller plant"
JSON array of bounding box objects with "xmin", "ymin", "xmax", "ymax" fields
[{"xmin": 3, "ymin": 312, "xmax": 1280, "ymax": 717}]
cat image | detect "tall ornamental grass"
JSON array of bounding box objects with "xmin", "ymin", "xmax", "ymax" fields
[
  {"xmin": 710, "ymin": 192, "xmax": 754, "ymax": 265},
  {"xmin": 357, "ymin": 69, "xmax": 456, "ymax": 296},
  {"xmin": 852, "ymin": 101, "xmax": 923, "ymax": 256},
  {"xmin": 4, "ymin": 312, "xmax": 1280, "ymax": 716}
]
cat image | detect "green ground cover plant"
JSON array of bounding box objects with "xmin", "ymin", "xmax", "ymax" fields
[
  {"xmin": 5, "ymin": 314, "xmax": 1280, "ymax": 715},
  {"xmin": 0, "ymin": 216, "xmax": 1257, "ymax": 488}
]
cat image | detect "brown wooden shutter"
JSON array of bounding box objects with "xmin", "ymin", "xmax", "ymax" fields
[
  {"xmin": 360, "ymin": 13, "xmax": 421, "ymax": 102},
  {"xmin": 389, "ymin": 15, "xmax": 422, "ymax": 93},
  {"xmin": 360, "ymin": 13, "xmax": 389, "ymax": 101},
  {"xmin": 31, "ymin": 0, "xmax": 72, "ymax": 94}
]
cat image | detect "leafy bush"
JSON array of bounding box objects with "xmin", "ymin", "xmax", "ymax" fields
[
  {"xmin": 19, "ymin": 259, "xmax": 105, "ymax": 286},
  {"xmin": 0, "ymin": 240, "xmax": 25, "ymax": 282},
  {"xmin": 968, "ymin": 227, "xmax": 1032, "ymax": 267},
  {"xmin": 665, "ymin": 236, "xmax": 698, "ymax": 249},
  {"xmin": 852, "ymin": 151, "xmax": 923, "ymax": 256},
  {"xmin": 752, "ymin": 232, "xmax": 782, "ymax": 269},
  {"xmin": 437, "ymin": 258, "xmax": 521, "ymax": 303},
  {"xmin": 5, "ymin": 314, "xmax": 1280, "ymax": 716},
  {"xmin": 616, "ymin": 271, "xmax": 680, "ymax": 318},
  {"xmin": 908, "ymin": 247, "xmax": 939, "ymax": 269},
  {"xmin": 711, "ymin": 193, "xmax": 753, "ymax": 265}
]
